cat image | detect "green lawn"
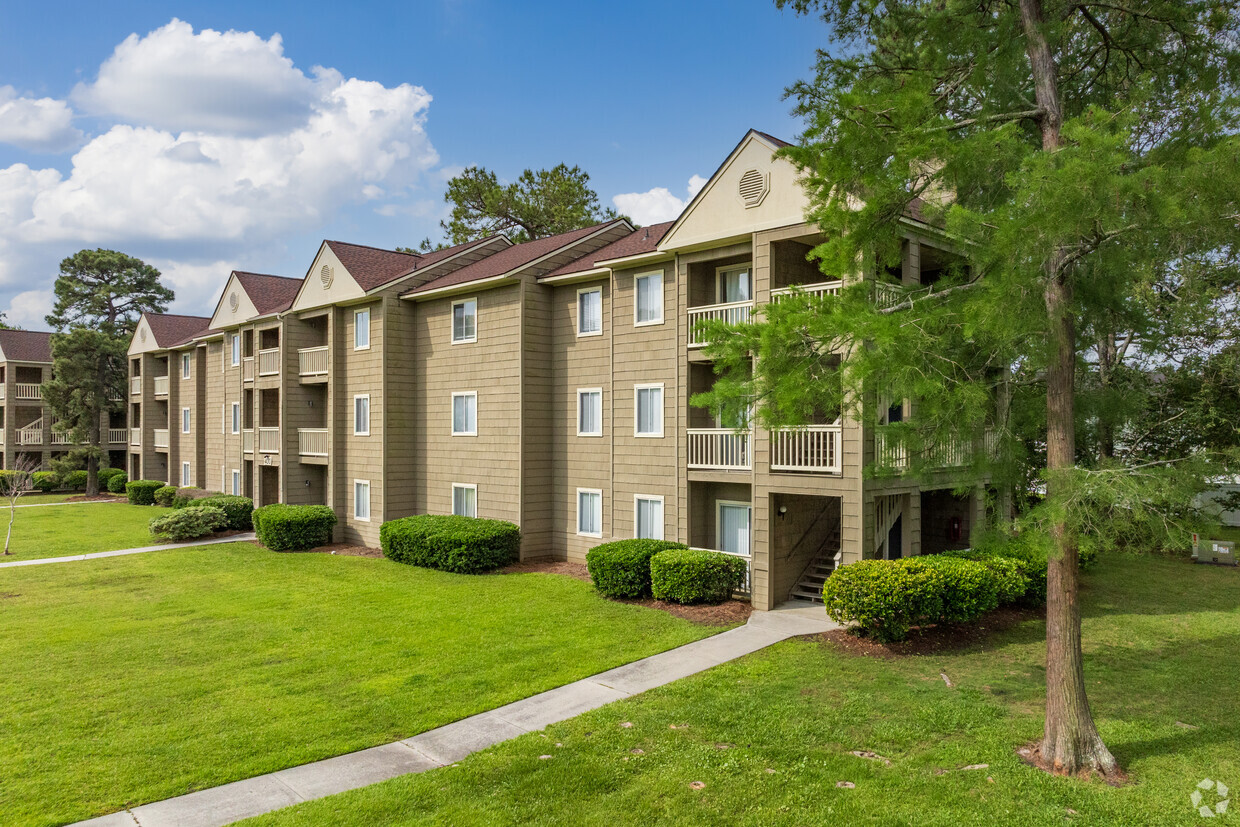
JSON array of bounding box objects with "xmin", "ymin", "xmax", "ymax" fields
[
  {"xmin": 0, "ymin": 544, "xmax": 719, "ymax": 826},
  {"xmin": 0, "ymin": 501, "xmax": 167, "ymax": 560},
  {"xmin": 15, "ymin": 494, "xmax": 77, "ymax": 505},
  {"xmin": 243, "ymin": 553, "xmax": 1240, "ymax": 827}
]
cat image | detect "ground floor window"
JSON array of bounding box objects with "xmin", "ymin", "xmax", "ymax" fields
[
  {"xmin": 634, "ymin": 495, "xmax": 663, "ymax": 540},
  {"xmin": 577, "ymin": 488, "xmax": 602, "ymax": 537},
  {"xmin": 452, "ymin": 483, "xmax": 477, "ymax": 518},
  {"xmin": 181, "ymin": 462, "xmax": 190, "ymax": 487},
  {"xmin": 354, "ymin": 480, "xmax": 371, "ymax": 521},
  {"xmin": 716, "ymin": 501, "xmax": 751, "ymax": 555},
  {"xmin": 231, "ymin": 469, "xmax": 241, "ymax": 496}
]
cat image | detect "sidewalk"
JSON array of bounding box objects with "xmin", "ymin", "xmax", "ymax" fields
[
  {"xmin": 74, "ymin": 603, "xmax": 837, "ymax": 827},
  {"xmin": 0, "ymin": 533, "xmax": 257, "ymax": 569}
]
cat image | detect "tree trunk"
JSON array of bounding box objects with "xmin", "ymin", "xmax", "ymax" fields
[
  {"xmin": 6, "ymin": 500, "xmax": 14, "ymax": 555},
  {"xmin": 1019, "ymin": 0, "xmax": 1119, "ymax": 777},
  {"xmin": 1097, "ymin": 331, "xmax": 1117, "ymax": 461}
]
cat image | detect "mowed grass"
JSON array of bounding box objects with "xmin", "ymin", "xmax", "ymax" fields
[
  {"xmin": 0, "ymin": 544, "xmax": 719, "ymax": 826},
  {"xmin": 0, "ymin": 502, "xmax": 167, "ymax": 560},
  {"xmin": 14, "ymin": 494, "xmax": 77, "ymax": 505},
  {"xmin": 243, "ymin": 553, "xmax": 1240, "ymax": 827}
]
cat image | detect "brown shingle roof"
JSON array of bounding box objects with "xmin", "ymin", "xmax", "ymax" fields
[
  {"xmin": 406, "ymin": 221, "xmax": 628, "ymax": 296},
  {"xmin": 234, "ymin": 271, "xmax": 301, "ymax": 316},
  {"xmin": 541, "ymin": 221, "xmax": 673, "ymax": 279},
  {"xmin": 0, "ymin": 329, "xmax": 52, "ymax": 363},
  {"xmin": 325, "ymin": 241, "xmax": 422, "ymax": 291},
  {"xmin": 145, "ymin": 313, "xmax": 213, "ymax": 348},
  {"xmin": 753, "ymin": 130, "xmax": 792, "ymax": 148}
]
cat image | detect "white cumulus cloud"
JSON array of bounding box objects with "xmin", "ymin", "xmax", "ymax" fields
[
  {"xmin": 612, "ymin": 174, "xmax": 707, "ymax": 225},
  {"xmin": 0, "ymin": 87, "xmax": 84, "ymax": 153},
  {"xmin": 6, "ymin": 289, "xmax": 53, "ymax": 329}
]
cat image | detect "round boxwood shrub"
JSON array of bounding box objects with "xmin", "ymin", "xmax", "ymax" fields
[
  {"xmin": 31, "ymin": 471, "xmax": 57, "ymax": 493},
  {"xmin": 381, "ymin": 515, "xmax": 520, "ymax": 574},
  {"xmin": 97, "ymin": 467, "xmax": 124, "ymax": 488},
  {"xmin": 126, "ymin": 479, "xmax": 165, "ymax": 505},
  {"xmin": 650, "ymin": 548, "xmax": 748, "ymax": 605},
  {"xmin": 252, "ymin": 504, "xmax": 337, "ymax": 551},
  {"xmin": 61, "ymin": 470, "xmax": 89, "ymax": 491},
  {"xmin": 197, "ymin": 495, "xmax": 254, "ymax": 530},
  {"xmin": 153, "ymin": 485, "xmax": 178, "ymax": 507},
  {"xmin": 586, "ymin": 539, "xmax": 687, "ymax": 598},
  {"xmin": 822, "ymin": 559, "xmax": 945, "ymax": 643},
  {"xmin": 107, "ymin": 472, "xmax": 129, "ymax": 494},
  {"xmin": 149, "ymin": 505, "xmax": 228, "ymax": 542}
]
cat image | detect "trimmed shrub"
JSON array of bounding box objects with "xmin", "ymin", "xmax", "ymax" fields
[
  {"xmin": 586, "ymin": 539, "xmax": 687, "ymax": 598},
  {"xmin": 172, "ymin": 487, "xmax": 208, "ymax": 508},
  {"xmin": 126, "ymin": 479, "xmax": 165, "ymax": 505},
  {"xmin": 153, "ymin": 485, "xmax": 178, "ymax": 507},
  {"xmin": 965, "ymin": 530, "xmax": 1051, "ymax": 604},
  {"xmin": 912, "ymin": 556, "xmax": 1001, "ymax": 623},
  {"xmin": 197, "ymin": 495, "xmax": 254, "ymax": 530},
  {"xmin": 31, "ymin": 471, "xmax": 57, "ymax": 493},
  {"xmin": 381, "ymin": 515, "xmax": 520, "ymax": 574},
  {"xmin": 97, "ymin": 467, "xmax": 124, "ymax": 488},
  {"xmin": 823, "ymin": 559, "xmax": 944, "ymax": 643},
  {"xmin": 61, "ymin": 470, "xmax": 88, "ymax": 490},
  {"xmin": 938, "ymin": 549, "xmax": 1029, "ymax": 605},
  {"xmin": 107, "ymin": 472, "xmax": 129, "ymax": 494},
  {"xmin": 149, "ymin": 505, "xmax": 228, "ymax": 542},
  {"xmin": 650, "ymin": 548, "xmax": 748, "ymax": 605},
  {"xmin": 252, "ymin": 504, "xmax": 337, "ymax": 551}
]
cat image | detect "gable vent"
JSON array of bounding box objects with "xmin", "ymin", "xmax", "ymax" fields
[
  {"xmin": 139, "ymin": 328, "xmax": 147, "ymax": 343},
  {"xmin": 738, "ymin": 168, "xmax": 769, "ymax": 208},
  {"xmin": 228, "ymin": 292, "xmax": 239, "ymax": 312},
  {"xmin": 320, "ymin": 264, "xmax": 334, "ymax": 289}
]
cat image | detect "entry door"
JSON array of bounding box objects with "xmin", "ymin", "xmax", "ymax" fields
[
  {"xmin": 717, "ymin": 502, "xmax": 752, "ymax": 555},
  {"xmin": 718, "ymin": 265, "xmax": 752, "ymax": 303}
]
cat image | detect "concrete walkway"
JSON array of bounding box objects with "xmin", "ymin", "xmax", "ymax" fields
[
  {"xmin": 75, "ymin": 603, "xmax": 837, "ymax": 827},
  {"xmin": 11, "ymin": 498, "xmax": 128, "ymax": 509},
  {"xmin": 0, "ymin": 533, "xmax": 256, "ymax": 569}
]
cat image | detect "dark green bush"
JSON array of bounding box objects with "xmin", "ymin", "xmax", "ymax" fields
[
  {"xmin": 172, "ymin": 487, "xmax": 207, "ymax": 508},
  {"xmin": 126, "ymin": 479, "xmax": 165, "ymax": 505},
  {"xmin": 31, "ymin": 471, "xmax": 57, "ymax": 493},
  {"xmin": 586, "ymin": 539, "xmax": 687, "ymax": 598},
  {"xmin": 965, "ymin": 530, "xmax": 1051, "ymax": 604},
  {"xmin": 650, "ymin": 549, "xmax": 748, "ymax": 605},
  {"xmin": 912, "ymin": 556, "xmax": 1001, "ymax": 623},
  {"xmin": 97, "ymin": 467, "xmax": 124, "ymax": 488},
  {"xmin": 252, "ymin": 504, "xmax": 337, "ymax": 551},
  {"xmin": 822, "ymin": 559, "xmax": 945, "ymax": 643},
  {"xmin": 197, "ymin": 495, "xmax": 254, "ymax": 530},
  {"xmin": 61, "ymin": 470, "xmax": 88, "ymax": 490},
  {"xmin": 381, "ymin": 515, "xmax": 520, "ymax": 574},
  {"xmin": 153, "ymin": 485, "xmax": 178, "ymax": 507},
  {"xmin": 149, "ymin": 505, "xmax": 228, "ymax": 542},
  {"xmin": 107, "ymin": 472, "xmax": 129, "ymax": 494},
  {"xmin": 938, "ymin": 549, "xmax": 1029, "ymax": 605}
]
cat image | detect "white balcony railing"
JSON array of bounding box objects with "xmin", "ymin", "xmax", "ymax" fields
[
  {"xmin": 15, "ymin": 383, "xmax": 42, "ymax": 400},
  {"xmin": 50, "ymin": 431, "xmax": 74, "ymax": 445},
  {"xmin": 687, "ymin": 300, "xmax": 753, "ymax": 348},
  {"xmin": 130, "ymin": 376, "xmax": 141, "ymax": 396},
  {"xmin": 242, "ymin": 357, "xmax": 254, "ymax": 382},
  {"xmin": 687, "ymin": 428, "xmax": 752, "ymax": 470},
  {"xmin": 770, "ymin": 280, "xmax": 844, "ymax": 302},
  {"xmin": 258, "ymin": 348, "xmax": 280, "ymax": 377},
  {"xmin": 770, "ymin": 424, "xmax": 842, "ymax": 473},
  {"xmin": 153, "ymin": 376, "xmax": 169, "ymax": 397},
  {"xmin": 0, "ymin": 385, "xmax": 6, "ymax": 400},
  {"xmin": 242, "ymin": 428, "xmax": 254, "ymax": 453},
  {"xmin": 130, "ymin": 427, "xmax": 141, "ymax": 446},
  {"xmin": 258, "ymin": 427, "xmax": 280, "ymax": 454},
  {"xmin": 153, "ymin": 429, "xmax": 169, "ymax": 449},
  {"xmin": 17, "ymin": 418, "xmax": 43, "ymax": 445},
  {"xmin": 108, "ymin": 428, "xmax": 128, "ymax": 444},
  {"xmin": 298, "ymin": 428, "xmax": 328, "ymax": 457},
  {"xmin": 875, "ymin": 429, "xmax": 998, "ymax": 470},
  {"xmin": 298, "ymin": 346, "xmax": 329, "ymax": 377}
]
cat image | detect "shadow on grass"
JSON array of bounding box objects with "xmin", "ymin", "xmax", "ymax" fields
[{"xmin": 1080, "ymin": 553, "xmax": 1240, "ymax": 618}]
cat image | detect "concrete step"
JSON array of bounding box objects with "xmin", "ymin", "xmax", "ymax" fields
[{"xmin": 790, "ymin": 588, "xmax": 825, "ymax": 602}]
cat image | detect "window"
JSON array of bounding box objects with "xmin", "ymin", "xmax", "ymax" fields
[
  {"xmin": 181, "ymin": 407, "xmax": 191, "ymax": 434},
  {"xmin": 354, "ymin": 309, "xmax": 370, "ymax": 350},
  {"xmin": 452, "ymin": 392, "xmax": 477, "ymax": 436},
  {"xmin": 577, "ymin": 389, "xmax": 602, "ymax": 436},
  {"xmin": 634, "ymin": 272, "xmax": 663, "ymax": 325},
  {"xmin": 452, "ymin": 483, "xmax": 477, "ymax": 518},
  {"xmin": 181, "ymin": 462, "xmax": 191, "ymax": 487},
  {"xmin": 231, "ymin": 402, "xmax": 240, "ymax": 434},
  {"xmin": 452, "ymin": 298, "xmax": 477, "ymax": 344},
  {"xmin": 634, "ymin": 384, "xmax": 664, "ymax": 437},
  {"xmin": 231, "ymin": 469, "xmax": 241, "ymax": 497},
  {"xmin": 354, "ymin": 480, "xmax": 371, "ymax": 521},
  {"xmin": 577, "ymin": 489, "xmax": 602, "ymax": 537},
  {"xmin": 354, "ymin": 395, "xmax": 370, "ymax": 436},
  {"xmin": 717, "ymin": 501, "xmax": 752, "ymax": 556},
  {"xmin": 717, "ymin": 264, "xmax": 752, "ymax": 304},
  {"xmin": 577, "ymin": 287, "xmax": 602, "ymax": 336},
  {"xmin": 230, "ymin": 334, "xmax": 240, "ymax": 366},
  {"xmin": 635, "ymin": 496, "xmax": 664, "ymax": 540},
  {"xmin": 181, "ymin": 354, "xmax": 191, "ymax": 379}
]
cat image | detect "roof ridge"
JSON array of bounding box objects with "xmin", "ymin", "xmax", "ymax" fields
[{"xmin": 325, "ymin": 239, "xmax": 421, "ymax": 258}]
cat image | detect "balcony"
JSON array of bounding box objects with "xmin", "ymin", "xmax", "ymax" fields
[
  {"xmin": 242, "ymin": 428, "xmax": 254, "ymax": 453},
  {"xmin": 14, "ymin": 383, "xmax": 42, "ymax": 400},
  {"xmin": 770, "ymin": 280, "xmax": 843, "ymax": 302},
  {"xmin": 258, "ymin": 348, "xmax": 280, "ymax": 377},
  {"xmin": 770, "ymin": 424, "xmax": 842, "ymax": 473},
  {"xmin": 258, "ymin": 427, "xmax": 280, "ymax": 454},
  {"xmin": 108, "ymin": 428, "xmax": 128, "ymax": 444},
  {"xmin": 131, "ymin": 376, "xmax": 141, "ymax": 396},
  {"xmin": 687, "ymin": 301, "xmax": 753, "ymax": 348},
  {"xmin": 50, "ymin": 430, "xmax": 77, "ymax": 445},
  {"xmin": 875, "ymin": 430, "xmax": 997, "ymax": 470},
  {"xmin": 153, "ymin": 376, "xmax": 169, "ymax": 397},
  {"xmin": 298, "ymin": 346, "xmax": 328, "ymax": 379},
  {"xmin": 298, "ymin": 428, "xmax": 328, "ymax": 457},
  {"xmin": 130, "ymin": 427, "xmax": 141, "ymax": 446},
  {"xmin": 242, "ymin": 357, "xmax": 255, "ymax": 382},
  {"xmin": 17, "ymin": 419, "xmax": 42, "ymax": 446},
  {"xmin": 153, "ymin": 429, "xmax": 169, "ymax": 450},
  {"xmin": 687, "ymin": 428, "xmax": 751, "ymax": 471}
]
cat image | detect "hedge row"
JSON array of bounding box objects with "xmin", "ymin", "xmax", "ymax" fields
[
  {"xmin": 196, "ymin": 495, "xmax": 254, "ymax": 530},
  {"xmin": 584, "ymin": 540, "xmax": 745, "ymax": 605},
  {"xmin": 585, "ymin": 540, "xmax": 687, "ymax": 598},
  {"xmin": 253, "ymin": 504, "xmax": 337, "ymax": 551},
  {"xmin": 381, "ymin": 515, "xmax": 520, "ymax": 574},
  {"xmin": 126, "ymin": 479, "xmax": 165, "ymax": 505}
]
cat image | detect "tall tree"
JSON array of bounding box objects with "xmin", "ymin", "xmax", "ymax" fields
[
  {"xmin": 43, "ymin": 250, "xmax": 173, "ymax": 495},
  {"xmin": 699, "ymin": 0, "xmax": 1240, "ymax": 778},
  {"xmin": 440, "ymin": 164, "xmax": 621, "ymax": 244}
]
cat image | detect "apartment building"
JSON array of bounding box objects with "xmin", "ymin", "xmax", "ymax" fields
[{"xmin": 129, "ymin": 130, "xmax": 989, "ymax": 609}]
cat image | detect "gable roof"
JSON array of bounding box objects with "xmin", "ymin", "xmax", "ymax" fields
[
  {"xmin": 404, "ymin": 220, "xmax": 632, "ymax": 296},
  {"xmin": 234, "ymin": 272, "xmax": 302, "ymax": 316},
  {"xmin": 324, "ymin": 241, "xmax": 422, "ymax": 291},
  {"xmin": 0, "ymin": 329, "xmax": 52, "ymax": 363},
  {"xmin": 541, "ymin": 221, "xmax": 674, "ymax": 279},
  {"xmin": 144, "ymin": 313, "xmax": 213, "ymax": 348}
]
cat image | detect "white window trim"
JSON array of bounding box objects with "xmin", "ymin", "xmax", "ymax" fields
[
  {"xmin": 452, "ymin": 483, "xmax": 478, "ymax": 518},
  {"xmin": 576, "ymin": 487, "xmax": 603, "ymax": 538},
  {"xmin": 716, "ymin": 500, "xmax": 753, "ymax": 554},
  {"xmin": 715, "ymin": 262, "xmax": 754, "ymax": 304},
  {"xmin": 354, "ymin": 308, "xmax": 371, "ymax": 351},
  {"xmin": 353, "ymin": 394, "xmax": 370, "ymax": 436},
  {"xmin": 181, "ymin": 354, "xmax": 191, "ymax": 379},
  {"xmin": 451, "ymin": 391, "xmax": 477, "ymax": 436},
  {"xmin": 181, "ymin": 462, "xmax": 191, "ymax": 488},
  {"xmin": 230, "ymin": 334, "xmax": 241, "ymax": 367},
  {"xmin": 181, "ymin": 407, "xmax": 191, "ymax": 434},
  {"xmin": 231, "ymin": 402, "xmax": 240, "ymax": 435},
  {"xmin": 451, "ymin": 297, "xmax": 478, "ymax": 344},
  {"xmin": 634, "ymin": 383, "xmax": 665, "ymax": 438},
  {"xmin": 633, "ymin": 270, "xmax": 665, "ymax": 327},
  {"xmin": 576, "ymin": 286, "xmax": 603, "ymax": 337},
  {"xmin": 634, "ymin": 494, "xmax": 665, "ymax": 541},
  {"xmin": 231, "ymin": 469, "xmax": 241, "ymax": 497},
  {"xmin": 354, "ymin": 479, "xmax": 371, "ymax": 522},
  {"xmin": 576, "ymin": 388, "xmax": 603, "ymax": 437}
]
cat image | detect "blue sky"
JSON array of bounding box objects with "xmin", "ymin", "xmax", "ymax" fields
[{"xmin": 0, "ymin": 1, "xmax": 830, "ymax": 325}]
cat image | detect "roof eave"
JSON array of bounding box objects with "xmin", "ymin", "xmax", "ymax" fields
[{"xmin": 403, "ymin": 275, "xmax": 517, "ymax": 301}]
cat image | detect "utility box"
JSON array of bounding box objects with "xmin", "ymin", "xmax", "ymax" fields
[{"xmin": 1194, "ymin": 540, "xmax": 1237, "ymax": 566}]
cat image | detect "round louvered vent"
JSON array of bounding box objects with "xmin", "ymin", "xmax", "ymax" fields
[
  {"xmin": 228, "ymin": 292, "xmax": 239, "ymax": 312},
  {"xmin": 320, "ymin": 264, "xmax": 334, "ymax": 289},
  {"xmin": 738, "ymin": 168, "xmax": 769, "ymax": 208}
]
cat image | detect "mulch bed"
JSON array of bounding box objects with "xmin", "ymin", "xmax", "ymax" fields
[
  {"xmin": 818, "ymin": 606, "xmax": 1043, "ymax": 658},
  {"xmin": 65, "ymin": 494, "xmax": 126, "ymax": 503}
]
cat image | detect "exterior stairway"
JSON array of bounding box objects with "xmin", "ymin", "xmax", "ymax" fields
[{"xmin": 788, "ymin": 548, "xmax": 840, "ymax": 603}]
